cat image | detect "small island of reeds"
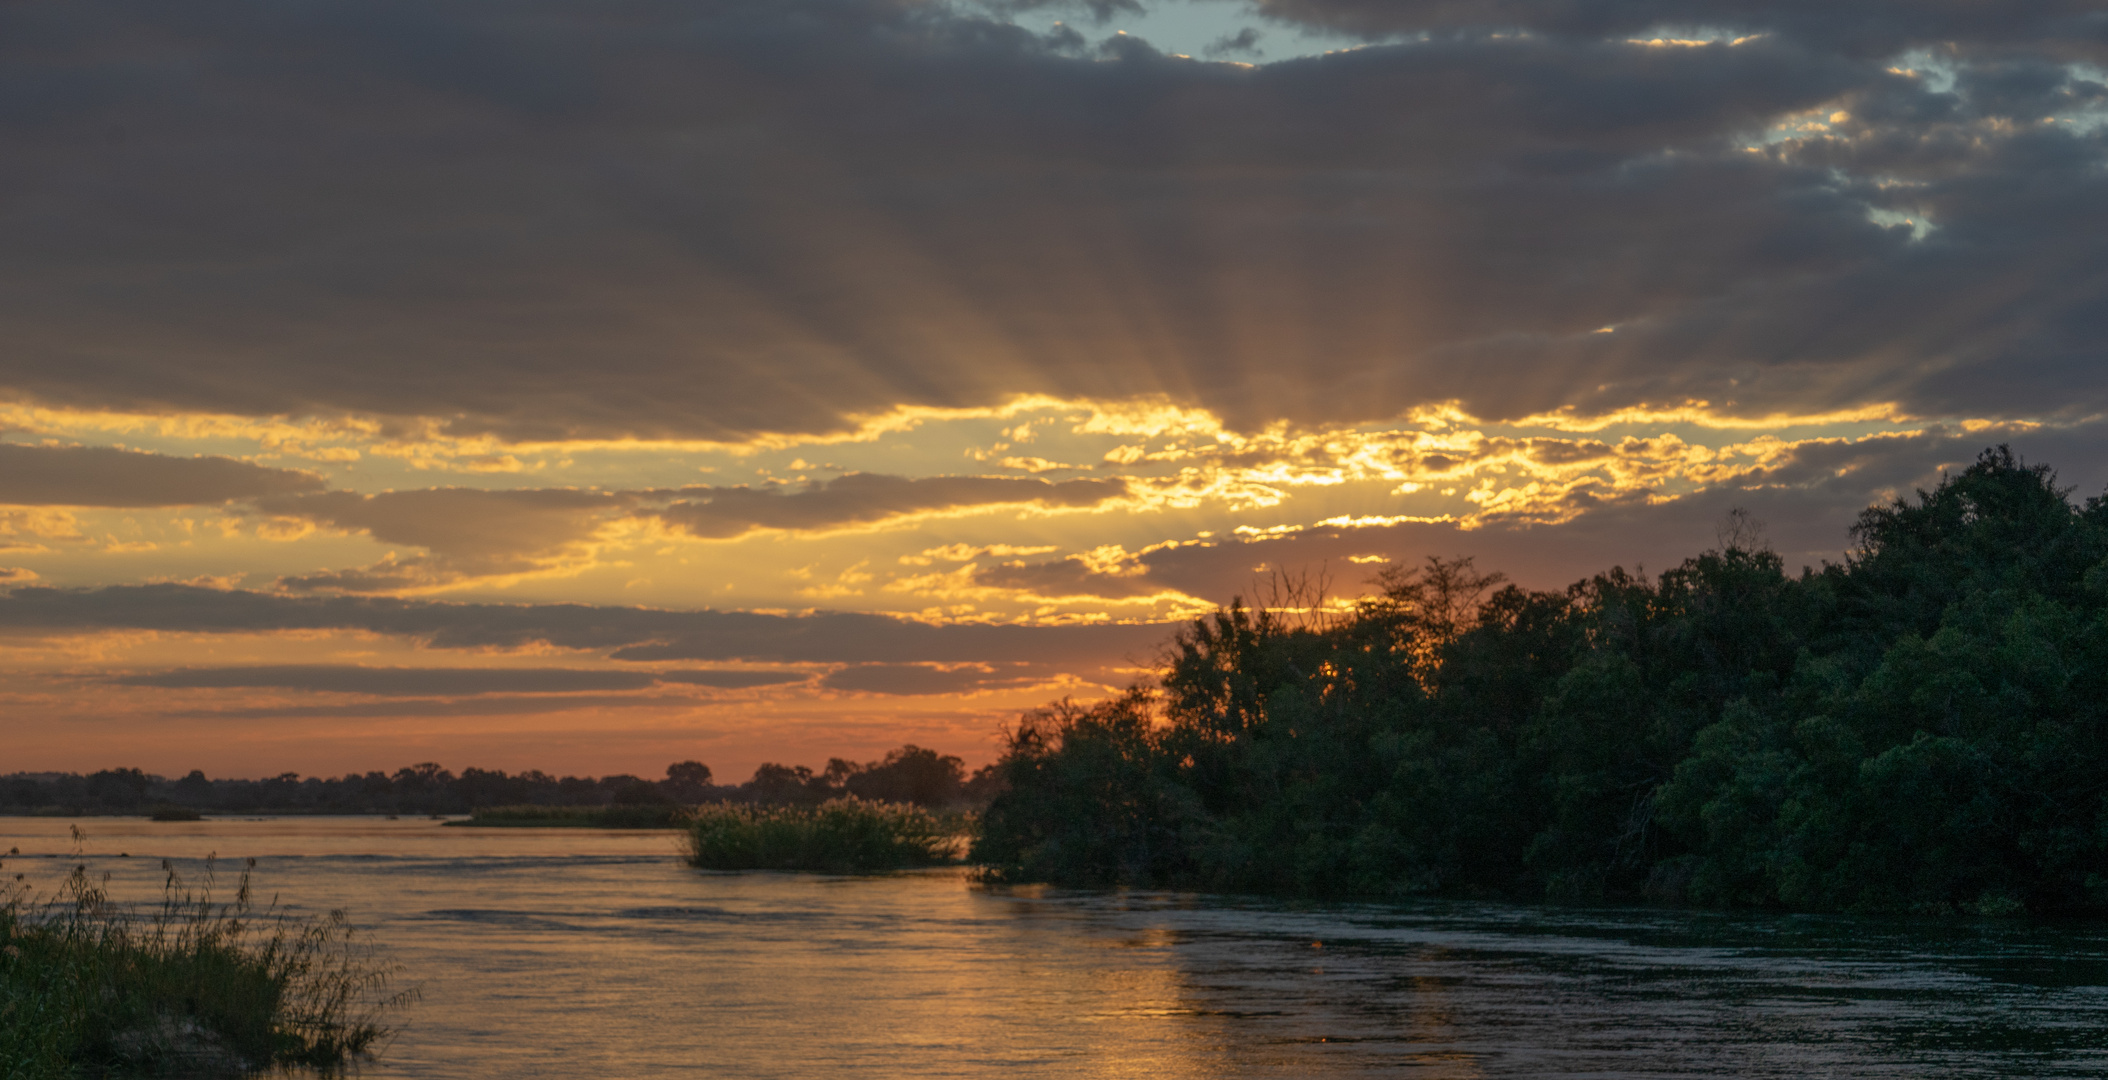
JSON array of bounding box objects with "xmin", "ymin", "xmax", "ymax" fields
[
  {"xmin": 685, "ymin": 798, "xmax": 963, "ymax": 873},
  {"xmin": 0, "ymin": 855, "xmax": 410, "ymax": 1079}
]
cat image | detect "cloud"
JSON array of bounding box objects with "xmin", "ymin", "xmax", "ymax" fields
[
  {"xmin": 0, "ymin": 443, "xmax": 324, "ymax": 507},
  {"xmin": 819, "ymin": 662, "xmax": 1054, "ymax": 696},
  {"xmin": 1205, "ymin": 27, "xmax": 1265, "ymax": 60},
  {"xmin": 0, "ymin": 583, "xmax": 1172, "ymax": 665},
  {"xmin": 108, "ymin": 663, "xmax": 814, "ymax": 696},
  {"xmin": 162, "ymin": 694, "xmax": 686, "ymax": 721},
  {"xmin": 1251, "ymin": 1, "xmax": 2108, "ymax": 59},
  {"xmin": 0, "ymin": 0, "xmax": 2097, "ymax": 447},
  {"xmin": 653, "ymin": 473, "xmax": 1128, "ymax": 539},
  {"xmin": 110, "ymin": 665, "xmax": 660, "ymax": 696},
  {"xmin": 938, "ymin": 425, "xmax": 2101, "ymax": 603},
  {"xmin": 249, "ymin": 473, "xmax": 1127, "ymax": 589},
  {"xmin": 276, "ymin": 554, "xmax": 458, "ymax": 595},
  {"xmin": 971, "ymin": 552, "xmax": 1168, "ymax": 600},
  {"xmin": 255, "ymin": 488, "xmax": 621, "ymax": 563},
  {"xmin": 977, "ymin": 0, "xmax": 1146, "ymax": 25},
  {"xmin": 652, "ymin": 669, "xmax": 810, "ymax": 689}
]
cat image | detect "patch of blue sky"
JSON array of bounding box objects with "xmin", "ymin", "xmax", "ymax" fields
[{"xmin": 991, "ymin": 0, "xmax": 1380, "ymax": 64}]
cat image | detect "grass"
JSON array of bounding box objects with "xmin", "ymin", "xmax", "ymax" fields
[
  {"xmin": 684, "ymin": 798, "xmax": 967, "ymax": 873},
  {"xmin": 0, "ymin": 854, "xmax": 413, "ymax": 1080},
  {"xmin": 447, "ymin": 804, "xmax": 691, "ymax": 829}
]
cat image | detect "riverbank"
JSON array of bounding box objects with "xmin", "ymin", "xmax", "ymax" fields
[{"xmin": 0, "ymin": 856, "xmax": 408, "ymax": 1078}]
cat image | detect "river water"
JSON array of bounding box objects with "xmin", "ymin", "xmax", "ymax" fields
[{"xmin": 4, "ymin": 816, "xmax": 2107, "ymax": 1078}]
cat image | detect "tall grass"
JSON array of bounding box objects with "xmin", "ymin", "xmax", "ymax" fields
[
  {"xmin": 685, "ymin": 798, "xmax": 964, "ymax": 873},
  {"xmin": 0, "ymin": 854, "xmax": 413, "ymax": 1079}
]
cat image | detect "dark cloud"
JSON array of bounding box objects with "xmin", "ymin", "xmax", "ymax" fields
[
  {"xmin": 162, "ymin": 694, "xmax": 684, "ymax": 721},
  {"xmin": 0, "ymin": 443, "xmax": 324, "ymax": 507},
  {"xmin": 1253, "ymin": 1, "xmax": 2108, "ymax": 59},
  {"xmin": 972, "ymin": 555, "xmax": 1163, "ymax": 599},
  {"xmin": 1205, "ymin": 27, "xmax": 1264, "ymax": 59},
  {"xmin": 978, "ymin": 0, "xmax": 1146, "ymax": 25},
  {"xmin": 653, "ymin": 669, "xmax": 810, "ymax": 689},
  {"xmin": 819, "ymin": 662, "xmax": 1057, "ymax": 696},
  {"xmin": 654, "ymin": 473, "xmax": 1128, "ymax": 538},
  {"xmin": 112, "ymin": 664, "xmax": 659, "ymax": 695},
  {"xmin": 605, "ymin": 615, "xmax": 1165, "ymax": 666},
  {"xmin": 110, "ymin": 663, "xmax": 810, "ymax": 695},
  {"xmin": 0, "ymin": 583, "xmax": 1172, "ymax": 664},
  {"xmin": 276, "ymin": 555, "xmax": 452, "ymax": 595},
  {"xmin": 255, "ymin": 488, "xmax": 621, "ymax": 564},
  {"xmin": 0, "ymin": 0, "xmax": 2097, "ymax": 443}
]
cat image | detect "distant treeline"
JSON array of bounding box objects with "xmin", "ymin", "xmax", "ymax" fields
[
  {"xmin": 975, "ymin": 448, "xmax": 2108, "ymax": 915},
  {"xmin": 3, "ymin": 745, "xmax": 997, "ymax": 817}
]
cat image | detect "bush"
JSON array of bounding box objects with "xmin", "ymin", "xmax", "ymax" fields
[
  {"xmin": 0, "ymin": 856, "xmax": 411, "ymax": 1079},
  {"xmin": 685, "ymin": 799, "xmax": 962, "ymax": 873},
  {"xmin": 970, "ymin": 691, "xmax": 1199, "ymax": 887}
]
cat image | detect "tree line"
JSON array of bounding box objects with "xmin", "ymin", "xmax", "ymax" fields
[
  {"xmin": 974, "ymin": 447, "xmax": 2108, "ymax": 914},
  {"xmin": 2, "ymin": 745, "xmax": 994, "ymax": 817}
]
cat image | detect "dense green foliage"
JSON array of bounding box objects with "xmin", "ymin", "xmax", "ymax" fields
[
  {"xmin": 0, "ymin": 857, "xmax": 408, "ymax": 1079},
  {"xmin": 742, "ymin": 745, "xmax": 990, "ymax": 807},
  {"xmin": 685, "ymin": 799, "xmax": 963, "ymax": 873},
  {"xmin": 974, "ymin": 448, "xmax": 2108, "ymax": 914}
]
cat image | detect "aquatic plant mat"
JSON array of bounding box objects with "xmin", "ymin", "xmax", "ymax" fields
[
  {"xmin": 0, "ymin": 854, "xmax": 413, "ymax": 1080},
  {"xmin": 685, "ymin": 799, "xmax": 964, "ymax": 873}
]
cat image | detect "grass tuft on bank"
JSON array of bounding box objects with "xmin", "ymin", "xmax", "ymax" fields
[
  {"xmin": 685, "ymin": 798, "xmax": 963, "ymax": 873},
  {"xmin": 0, "ymin": 856, "xmax": 412, "ymax": 1080}
]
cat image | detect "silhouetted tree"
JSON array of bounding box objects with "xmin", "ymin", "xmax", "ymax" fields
[{"xmin": 976, "ymin": 447, "xmax": 2108, "ymax": 914}]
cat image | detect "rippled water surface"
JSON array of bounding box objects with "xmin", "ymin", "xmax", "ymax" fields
[{"xmin": 6, "ymin": 816, "xmax": 2108, "ymax": 1078}]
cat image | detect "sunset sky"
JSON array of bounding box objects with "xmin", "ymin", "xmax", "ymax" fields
[{"xmin": 4, "ymin": 0, "xmax": 2105, "ymax": 779}]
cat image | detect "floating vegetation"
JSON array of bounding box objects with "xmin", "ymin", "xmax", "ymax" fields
[
  {"xmin": 0, "ymin": 852, "xmax": 414, "ymax": 1079},
  {"xmin": 685, "ymin": 798, "xmax": 964, "ymax": 873}
]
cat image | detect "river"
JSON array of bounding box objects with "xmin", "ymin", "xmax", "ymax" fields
[{"xmin": 4, "ymin": 816, "xmax": 2106, "ymax": 1078}]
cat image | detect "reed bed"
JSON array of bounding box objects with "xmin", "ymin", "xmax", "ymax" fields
[
  {"xmin": 685, "ymin": 798, "xmax": 965, "ymax": 873},
  {"xmin": 0, "ymin": 854, "xmax": 412, "ymax": 1080}
]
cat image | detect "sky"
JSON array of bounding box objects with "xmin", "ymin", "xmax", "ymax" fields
[{"xmin": 4, "ymin": 0, "xmax": 2106, "ymax": 781}]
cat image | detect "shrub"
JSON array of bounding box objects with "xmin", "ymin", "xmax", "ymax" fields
[{"xmin": 685, "ymin": 798, "xmax": 962, "ymax": 873}]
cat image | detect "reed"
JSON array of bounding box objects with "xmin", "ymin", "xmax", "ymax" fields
[
  {"xmin": 685, "ymin": 798, "xmax": 964, "ymax": 873},
  {"xmin": 0, "ymin": 855, "xmax": 413, "ymax": 1079}
]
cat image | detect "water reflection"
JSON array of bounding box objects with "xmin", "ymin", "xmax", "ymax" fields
[{"xmin": 2, "ymin": 818, "xmax": 2105, "ymax": 1078}]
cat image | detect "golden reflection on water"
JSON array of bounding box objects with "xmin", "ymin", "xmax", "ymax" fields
[{"xmin": 3, "ymin": 817, "xmax": 2105, "ymax": 1079}]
